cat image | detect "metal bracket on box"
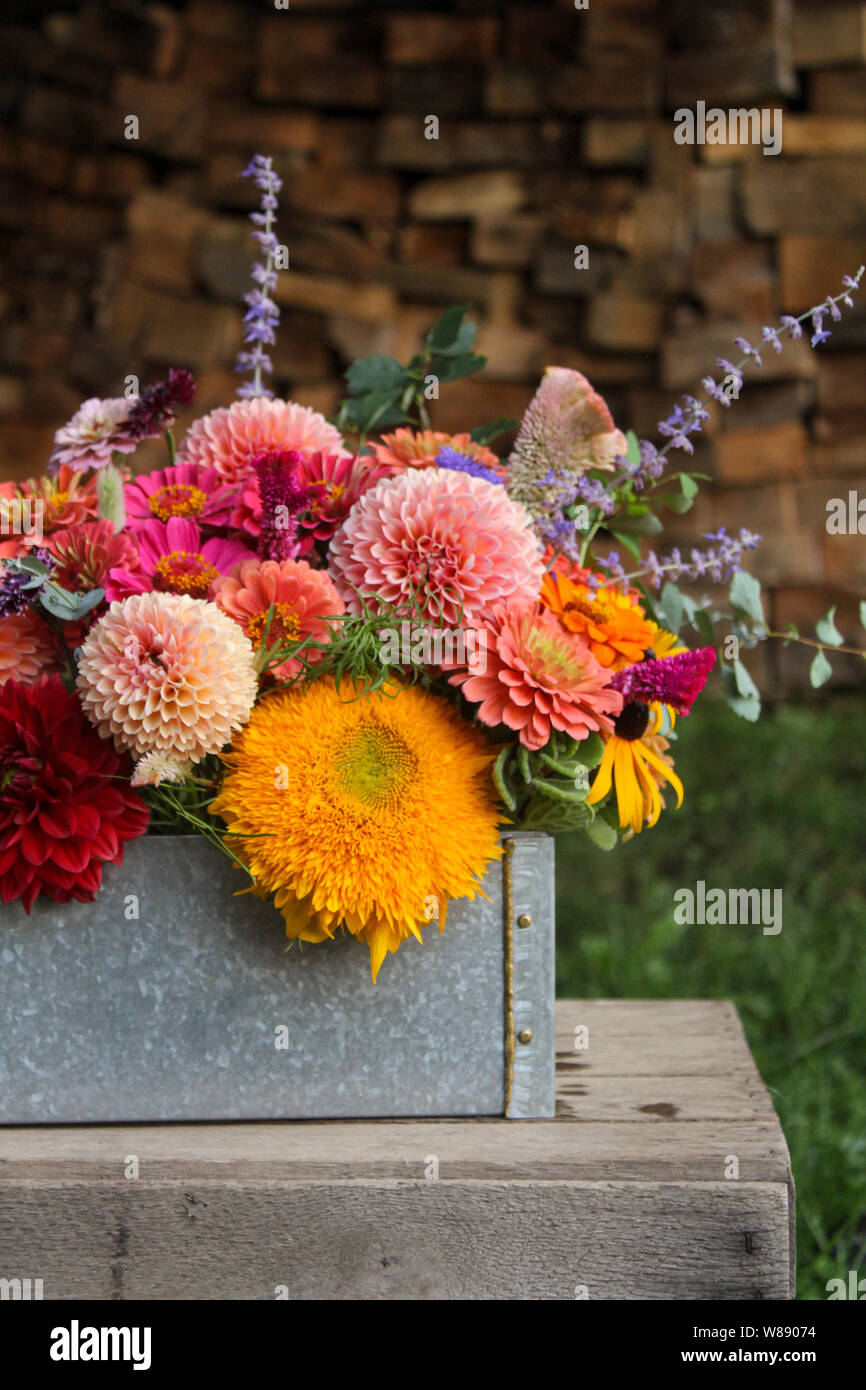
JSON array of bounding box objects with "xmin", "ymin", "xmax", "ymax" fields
[{"xmin": 502, "ymin": 834, "xmax": 556, "ymax": 1119}]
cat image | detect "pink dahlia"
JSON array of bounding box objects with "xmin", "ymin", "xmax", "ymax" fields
[
  {"xmin": 179, "ymin": 398, "xmax": 345, "ymax": 488},
  {"xmin": 46, "ymin": 520, "xmax": 142, "ymax": 607},
  {"xmin": 371, "ymin": 429, "xmax": 501, "ymax": 474},
  {"xmin": 50, "ymin": 397, "xmax": 138, "ymax": 473},
  {"xmin": 328, "ymin": 468, "xmax": 544, "ymax": 626},
  {"xmin": 124, "ymin": 462, "xmax": 237, "ymax": 531},
  {"xmin": 213, "ymin": 557, "xmax": 344, "ymax": 679},
  {"xmin": 0, "ymin": 675, "xmax": 149, "ymax": 911},
  {"xmin": 76, "ymin": 591, "xmax": 258, "ymax": 772},
  {"xmin": 114, "ymin": 517, "xmax": 252, "ymax": 600},
  {"xmin": 0, "ymin": 609, "xmax": 58, "ymax": 686},
  {"xmin": 447, "ymin": 601, "xmax": 623, "ymax": 751}
]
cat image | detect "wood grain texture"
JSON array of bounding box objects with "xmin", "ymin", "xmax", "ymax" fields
[{"xmin": 0, "ymin": 1001, "xmax": 794, "ymax": 1300}]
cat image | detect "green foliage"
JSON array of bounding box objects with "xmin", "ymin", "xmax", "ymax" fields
[
  {"xmin": 38, "ymin": 582, "xmax": 105, "ymax": 622},
  {"xmin": 494, "ymin": 731, "xmax": 609, "ymax": 836},
  {"xmin": 334, "ymin": 305, "xmax": 489, "ymax": 440},
  {"xmin": 554, "ymin": 696, "xmax": 866, "ymax": 1299}
]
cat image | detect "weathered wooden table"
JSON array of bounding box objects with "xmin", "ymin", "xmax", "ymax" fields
[{"xmin": 0, "ymin": 1001, "xmax": 794, "ymax": 1300}]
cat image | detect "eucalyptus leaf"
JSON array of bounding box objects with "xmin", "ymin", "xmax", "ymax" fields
[
  {"xmin": 815, "ymin": 606, "xmax": 844, "ymax": 647},
  {"xmin": 694, "ymin": 609, "xmax": 715, "ymax": 646},
  {"xmin": 729, "ymin": 570, "xmax": 765, "ymax": 627},
  {"xmin": 810, "ymin": 649, "xmax": 833, "ymax": 689},
  {"xmin": 657, "ymin": 581, "xmax": 684, "ymax": 636},
  {"xmin": 39, "ymin": 583, "xmax": 105, "ymax": 621}
]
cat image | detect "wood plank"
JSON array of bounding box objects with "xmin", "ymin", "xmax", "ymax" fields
[
  {"xmin": 0, "ymin": 1119, "xmax": 790, "ymax": 1184},
  {"xmin": 0, "ymin": 1001, "xmax": 794, "ymax": 1299},
  {"xmin": 0, "ymin": 1180, "xmax": 791, "ymax": 1300}
]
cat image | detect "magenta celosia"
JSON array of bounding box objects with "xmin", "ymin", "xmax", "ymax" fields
[
  {"xmin": 252, "ymin": 451, "xmax": 318, "ymax": 562},
  {"xmin": 610, "ymin": 647, "xmax": 716, "ymax": 716}
]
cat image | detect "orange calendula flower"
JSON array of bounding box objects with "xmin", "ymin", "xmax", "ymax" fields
[{"xmin": 540, "ymin": 570, "xmax": 655, "ymax": 670}]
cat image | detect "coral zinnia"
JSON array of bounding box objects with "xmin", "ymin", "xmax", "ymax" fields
[
  {"xmin": 0, "ymin": 609, "xmax": 57, "ymax": 686},
  {"xmin": 540, "ymin": 570, "xmax": 655, "ymax": 670},
  {"xmin": 587, "ymin": 702, "xmax": 684, "ymax": 834},
  {"xmin": 76, "ymin": 592, "xmax": 258, "ymax": 776},
  {"xmin": 371, "ymin": 428, "xmax": 500, "ymax": 474},
  {"xmin": 124, "ymin": 462, "xmax": 236, "ymax": 530},
  {"xmin": 0, "ymin": 675, "xmax": 148, "ymax": 911},
  {"xmin": 179, "ymin": 397, "xmax": 345, "ymax": 488},
  {"xmin": 447, "ymin": 600, "xmax": 622, "ymax": 751},
  {"xmin": 0, "ymin": 467, "xmax": 99, "ymax": 558},
  {"xmin": 213, "ymin": 556, "xmax": 344, "ymax": 679},
  {"xmin": 211, "ymin": 679, "xmax": 503, "ymax": 982},
  {"xmin": 329, "ymin": 468, "xmax": 543, "ymax": 626}
]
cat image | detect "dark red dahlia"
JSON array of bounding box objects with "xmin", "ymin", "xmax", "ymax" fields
[{"xmin": 0, "ymin": 675, "xmax": 149, "ymax": 912}]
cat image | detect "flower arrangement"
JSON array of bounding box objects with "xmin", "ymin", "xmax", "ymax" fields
[{"xmin": 2, "ymin": 154, "xmax": 864, "ymax": 980}]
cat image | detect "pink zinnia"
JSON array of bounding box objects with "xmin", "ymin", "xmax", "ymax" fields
[
  {"xmin": 295, "ymin": 451, "xmax": 395, "ymax": 543},
  {"xmin": 116, "ymin": 517, "xmax": 252, "ymax": 601},
  {"xmin": 46, "ymin": 520, "xmax": 142, "ymax": 607},
  {"xmin": 213, "ymin": 557, "xmax": 344, "ymax": 679},
  {"xmin": 124, "ymin": 463, "xmax": 237, "ymax": 531},
  {"xmin": 448, "ymin": 601, "xmax": 623, "ymax": 751},
  {"xmin": 179, "ymin": 398, "xmax": 345, "ymax": 488},
  {"xmin": 328, "ymin": 469, "xmax": 544, "ymax": 626},
  {"xmin": 50, "ymin": 397, "xmax": 138, "ymax": 473}
]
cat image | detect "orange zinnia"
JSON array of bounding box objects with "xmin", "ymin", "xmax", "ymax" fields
[{"xmin": 540, "ymin": 570, "xmax": 655, "ymax": 670}]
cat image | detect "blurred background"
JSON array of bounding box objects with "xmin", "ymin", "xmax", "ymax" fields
[{"xmin": 1, "ymin": 0, "xmax": 864, "ymax": 1296}]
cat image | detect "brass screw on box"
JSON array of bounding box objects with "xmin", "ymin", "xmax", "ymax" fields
[
  {"xmin": 517, "ymin": 913, "xmax": 532, "ymax": 928},
  {"xmin": 518, "ymin": 1028, "xmax": 533, "ymax": 1045}
]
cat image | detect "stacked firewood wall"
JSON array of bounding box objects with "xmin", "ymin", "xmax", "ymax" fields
[{"xmin": 1, "ymin": 0, "xmax": 864, "ymax": 690}]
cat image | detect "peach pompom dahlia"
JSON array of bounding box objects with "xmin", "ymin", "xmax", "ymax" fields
[
  {"xmin": 447, "ymin": 600, "xmax": 623, "ymax": 751},
  {"xmin": 179, "ymin": 397, "xmax": 345, "ymax": 488},
  {"xmin": 76, "ymin": 592, "xmax": 258, "ymax": 779},
  {"xmin": 328, "ymin": 468, "xmax": 543, "ymax": 626}
]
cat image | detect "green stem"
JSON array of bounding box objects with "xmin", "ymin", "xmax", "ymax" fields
[{"xmin": 165, "ymin": 429, "xmax": 176, "ymax": 465}]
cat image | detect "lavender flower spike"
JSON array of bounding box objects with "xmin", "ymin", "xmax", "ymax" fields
[{"xmin": 235, "ymin": 155, "xmax": 284, "ymax": 400}]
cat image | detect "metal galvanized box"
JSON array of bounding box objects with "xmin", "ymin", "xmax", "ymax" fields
[{"xmin": 0, "ymin": 831, "xmax": 554, "ymax": 1123}]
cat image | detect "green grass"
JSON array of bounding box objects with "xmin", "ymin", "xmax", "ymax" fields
[{"xmin": 554, "ymin": 695, "xmax": 866, "ymax": 1299}]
